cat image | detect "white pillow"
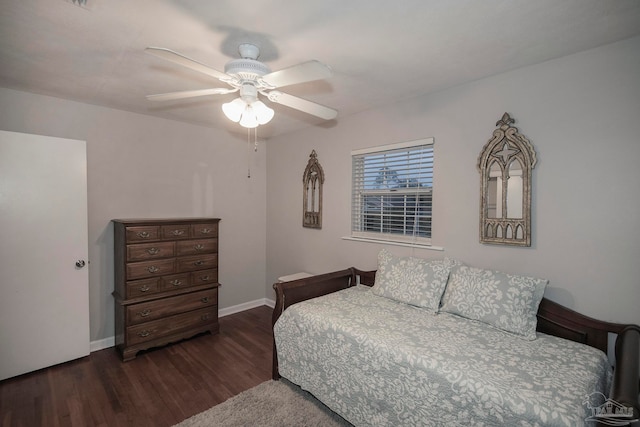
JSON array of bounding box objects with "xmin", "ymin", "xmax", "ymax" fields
[
  {"xmin": 372, "ymin": 249, "xmax": 451, "ymax": 313},
  {"xmin": 440, "ymin": 264, "xmax": 548, "ymax": 340}
]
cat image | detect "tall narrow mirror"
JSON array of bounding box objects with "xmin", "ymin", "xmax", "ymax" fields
[
  {"xmin": 478, "ymin": 113, "xmax": 537, "ymax": 246},
  {"xmin": 303, "ymin": 150, "xmax": 324, "ymax": 229}
]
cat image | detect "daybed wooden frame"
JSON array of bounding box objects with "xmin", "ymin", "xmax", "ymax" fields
[{"xmin": 272, "ymin": 267, "xmax": 639, "ymax": 427}]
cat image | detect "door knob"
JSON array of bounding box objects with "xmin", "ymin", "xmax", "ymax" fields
[{"xmin": 75, "ymin": 260, "xmax": 86, "ymax": 268}]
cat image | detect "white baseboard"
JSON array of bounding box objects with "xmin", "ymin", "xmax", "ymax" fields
[
  {"xmin": 219, "ymin": 297, "xmax": 275, "ymax": 317},
  {"xmin": 90, "ymin": 336, "xmax": 115, "ymax": 352},
  {"xmin": 90, "ymin": 298, "xmax": 276, "ymax": 353}
]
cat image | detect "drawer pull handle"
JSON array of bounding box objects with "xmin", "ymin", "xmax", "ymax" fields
[
  {"xmin": 194, "ymin": 244, "xmax": 205, "ymax": 251},
  {"xmin": 137, "ymin": 330, "xmax": 152, "ymax": 338},
  {"xmin": 200, "ymin": 228, "xmax": 212, "ymax": 234},
  {"xmin": 201, "ymin": 297, "xmax": 210, "ymax": 303},
  {"xmin": 147, "ymin": 247, "xmax": 160, "ymax": 255},
  {"xmin": 170, "ymin": 279, "xmax": 182, "ymax": 287},
  {"xmin": 172, "ymin": 229, "xmax": 185, "ymax": 236},
  {"xmin": 139, "ymin": 285, "xmax": 150, "ymax": 292},
  {"xmin": 200, "ymin": 275, "xmax": 210, "ymax": 282},
  {"xmin": 138, "ymin": 309, "xmax": 151, "ymax": 317},
  {"xmin": 201, "ymin": 314, "xmax": 210, "ymax": 321},
  {"xmin": 137, "ymin": 231, "xmax": 151, "ymax": 239},
  {"xmin": 194, "ymin": 260, "xmax": 205, "ymax": 266},
  {"xmin": 147, "ymin": 266, "xmax": 160, "ymax": 273}
]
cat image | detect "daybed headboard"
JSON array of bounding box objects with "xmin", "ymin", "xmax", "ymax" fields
[{"xmin": 272, "ymin": 268, "xmax": 353, "ymax": 325}]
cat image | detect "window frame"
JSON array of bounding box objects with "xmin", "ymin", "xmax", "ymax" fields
[{"xmin": 349, "ymin": 138, "xmax": 436, "ymax": 248}]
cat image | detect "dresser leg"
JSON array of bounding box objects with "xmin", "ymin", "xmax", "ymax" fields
[
  {"xmin": 209, "ymin": 323, "xmax": 220, "ymax": 335},
  {"xmin": 121, "ymin": 348, "xmax": 139, "ymax": 362}
]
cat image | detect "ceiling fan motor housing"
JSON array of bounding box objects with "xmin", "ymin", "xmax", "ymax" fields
[
  {"xmin": 224, "ymin": 43, "xmax": 271, "ymax": 84},
  {"xmin": 224, "ymin": 58, "xmax": 271, "ymax": 81}
]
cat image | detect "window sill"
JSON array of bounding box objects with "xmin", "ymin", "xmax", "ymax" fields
[{"xmin": 341, "ymin": 236, "xmax": 444, "ymax": 251}]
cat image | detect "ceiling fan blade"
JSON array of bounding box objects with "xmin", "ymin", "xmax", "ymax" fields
[
  {"xmin": 145, "ymin": 47, "xmax": 230, "ymax": 81},
  {"xmin": 261, "ymin": 60, "xmax": 333, "ymax": 88},
  {"xmin": 146, "ymin": 88, "xmax": 237, "ymax": 102},
  {"xmin": 266, "ymin": 91, "xmax": 337, "ymax": 120}
]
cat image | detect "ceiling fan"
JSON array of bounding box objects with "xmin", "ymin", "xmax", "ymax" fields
[{"xmin": 145, "ymin": 43, "xmax": 338, "ymax": 128}]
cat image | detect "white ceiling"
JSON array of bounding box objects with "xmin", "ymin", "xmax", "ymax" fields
[{"xmin": 1, "ymin": 0, "xmax": 640, "ymax": 139}]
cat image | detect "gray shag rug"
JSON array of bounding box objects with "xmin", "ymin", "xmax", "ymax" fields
[{"xmin": 174, "ymin": 379, "xmax": 353, "ymax": 427}]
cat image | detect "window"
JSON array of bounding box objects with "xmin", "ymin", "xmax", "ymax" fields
[{"xmin": 351, "ymin": 138, "xmax": 434, "ymax": 246}]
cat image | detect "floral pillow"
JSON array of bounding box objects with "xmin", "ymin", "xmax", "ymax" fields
[
  {"xmin": 371, "ymin": 249, "xmax": 451, "ymax": 313},
  {"xmin": 440, "ymin": 264, "xmax": 548, "ymax": 340}
]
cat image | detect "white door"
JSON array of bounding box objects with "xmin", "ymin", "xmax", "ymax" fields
[{"xmin": 0, "ymin": 130, "xmax": 89, "ymax": 381}]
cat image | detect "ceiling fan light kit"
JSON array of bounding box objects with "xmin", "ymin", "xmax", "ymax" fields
[
  {"xmin": 223, "ymin": 99, "xmax": 274, "ymax": 128},
  {"xmin": 222, "ymin": 83, "xmax": 275, "ymax": 128},
  {"xmin": 145, "ymin": 43, "xmax": 337, "ymax": 129}
]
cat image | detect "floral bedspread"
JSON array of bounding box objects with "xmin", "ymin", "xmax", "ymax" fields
[{"xmin": 273, "ymin": 285, "xmax": 612, "ymax": 427}]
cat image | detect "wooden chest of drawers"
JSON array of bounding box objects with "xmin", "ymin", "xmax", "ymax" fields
[{"xmin": 112, "ymin": 218, "xmax": 220, "ymax": 361}]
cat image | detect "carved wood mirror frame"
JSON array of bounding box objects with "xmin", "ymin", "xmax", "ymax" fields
[
  {"xmin": 303, "ymin": 150, "xmax": 324, "ymax": 229},
  {"xmin": 478, "ymin": 113, "xmax": 537, "ymax": 246}
]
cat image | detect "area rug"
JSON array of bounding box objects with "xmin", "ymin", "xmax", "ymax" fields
[{"xmin": 174, "ymin": 379, "xmax": 353, "ymax": 427}]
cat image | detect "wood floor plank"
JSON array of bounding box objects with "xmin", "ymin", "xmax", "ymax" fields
[{"xmin": 0, "ymin": 306, "xmax": 274, "ymax": 427}]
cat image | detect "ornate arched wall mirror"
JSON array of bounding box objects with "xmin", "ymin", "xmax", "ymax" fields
[
  {"xmin": 478, "ymin": 113, "xmax": 537, "ymax": 246},
  {"xmin": 303, "ymin": 150, "xmax": 324, "ymax": 229}
]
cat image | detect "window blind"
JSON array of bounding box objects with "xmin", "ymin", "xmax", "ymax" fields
[{"xmin": 351, "ymin": 138, "xmax": 434, "ymax": 245}]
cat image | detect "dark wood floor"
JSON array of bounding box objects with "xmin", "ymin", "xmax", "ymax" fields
[{"xmin": 0, "ymin": 305, "xmax": 274, "ymax": 427}]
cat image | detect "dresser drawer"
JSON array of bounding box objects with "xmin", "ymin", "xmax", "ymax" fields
[
  {"xmin": 126, "ymin": 289, "xmax": 217, "ymax": 325},
  {"xmin": 127, "ymin": 258, "xmax": 175, "ymax": 280},
  {"xmin": 127, "ymin": 242, "xmax": 175, "ymax": 262},
  {"xmin": 125, "ymin": 226, "xmax": 160, "ymax": 242},
  {"xmin": 192, "ymin": 222, "xmax": 218, "ymax": 238},
  {"xmin": 161, "ymin": 224, "xmax": 191, "ymax": 240},
  {"xmin": 126, "ymin": 277, "xmax": 161, "ymax": 298},
  {"xmin": 126, "ymin": 307, "xmax": 217, "ymax": 346},
  {"xmin": 192, "ymin": 268, "xmax": 218, "ymax": 286},
  {"xmin": 159, "ymin": 273, "xmax": 191, "ymax": 291},
  {"xmin": 176, "ymin": 254, "xmax": 218, "ymax": 272},
  {"xmin": 176, "ymin": 239, "xmax": 217, "ymax": 256}
]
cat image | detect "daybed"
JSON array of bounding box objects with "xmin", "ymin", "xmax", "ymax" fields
[{"xmin": 272, "ymin": 254, "xmax": 639, "ymax": 427}]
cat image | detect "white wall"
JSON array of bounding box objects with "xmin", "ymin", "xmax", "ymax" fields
[
  {"xmin": 0, "ymin": 88, "xmax": 267, "ymax": 342},
  {"xmin": 1, "ymin": 35, "xmax": 637, "ymax": 345},
  {"xmin": 266, "ymin": 36, "xmax": 640, "ymax": 325}
]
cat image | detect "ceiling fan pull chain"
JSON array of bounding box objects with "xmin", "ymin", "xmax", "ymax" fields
[
  {"xmin": 247, "ymin": 128, "xmax": 251, "ymax": 179},
  {"xmin": 254, "ymin": 128, "xmax": 259, "ymax": 152}
]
